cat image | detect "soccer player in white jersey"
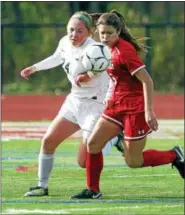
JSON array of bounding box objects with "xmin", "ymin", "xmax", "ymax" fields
[{"xmin": 20, "ymin": 11, "xmax": 123, "ymax": 197}]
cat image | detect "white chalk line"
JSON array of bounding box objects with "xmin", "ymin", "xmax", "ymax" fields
[
  {"xmin": 110, "ymin": 173, "xmax": 178, "ymax": 178},
  {"xmin": 3, "ymin": 204, "xmax": 183, "ymax": 214},
  {"xmin": 1, "ymin": 120, "xmax": 184, "ymax": 140},
  {"xmin": 2, "ymin": 209, "xmax": 69, "ymax": 214},
  {"xmin": 2, "ymin": 120, "xmax": 184, "ymax": 126},
  {"xmin": 6, "ymin": 173, "xmax": 178, "ymax": 181}
]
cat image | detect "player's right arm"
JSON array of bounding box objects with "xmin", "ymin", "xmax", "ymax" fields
[{"xmin": 20, "ymin": 39, "xmax": 64, "ymax": 80}]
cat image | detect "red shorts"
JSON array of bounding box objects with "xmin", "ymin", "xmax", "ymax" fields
[{"xmin": 102, "ymin": 110, "xmax": 152, "ymax": 141}]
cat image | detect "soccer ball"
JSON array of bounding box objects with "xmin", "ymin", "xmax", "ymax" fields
[{"xmin": 81, "ymin": 43, "xmax": 111, "ymax": 73}]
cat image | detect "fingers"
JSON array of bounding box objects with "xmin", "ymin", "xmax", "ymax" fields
[
  {"xmin": 75, "ymin": 75, "xmax": 88, "ymax": 87},
  {"xmin": 74, "ymin": 77, "xmax": 81, "ymax": 87},
  {"xmin": 148, "ymin": 118, "xmax": 158, "ymax": 131},
  {"xmin": 20, "ymin": 67, "xmax": 36, "ymax": 80},
  {"xmin": 20, "ymin": 71, "xmax": 29, "ymax": 80},
  {"xmin": 75, "ymin": 81, "xmax": 81, "ymax": 87}
]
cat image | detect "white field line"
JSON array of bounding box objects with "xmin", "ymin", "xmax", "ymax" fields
[
  {"xmin": 3, "ymin": 204, "xmax": 183, "ymax": 214},
  {"xmin": 2, "ymin": 209, "xmax": 69, "ymax": 214},
  {"xmin": 1, "ymin": 119, "xmax": 184, "ymax": 140},
  {"xmin": 2, "ymin": 119, "xmax": 184, "ymax": 126},
  {"xmin": 7, "ymin": 173, "xmax": 178, "ymax": 181},
  {"xmin": 2, "ymin": 128, "xmax": 46, "ymax": 131},
  {"xmin": 110, "ymin": 173, "xmax": 178, "ymax": 178}
]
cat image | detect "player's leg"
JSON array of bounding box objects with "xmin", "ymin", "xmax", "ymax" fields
[
  {"xmin": 124, "ymin": 138, "xmax": 146, "ymax": 168},
  {"xmin": 124, "ymin": 137, "xmax": 184, "ymax": 179},
  {"xmin": 77, "ymin": 133, "xmax": 124, "ymax": 168},
  {"xmin": 72, "ymin": 117, "xmax": 121, "ymax": 199},
  {"xmin": 77, "ymin": 140, "xmax": 87, "ymax": 168},
  {"xmin": 78, "ymin": 133, "xmax": 124, "ymax": 166},
  {"xmin": 77, "ymin": 98, "xmax": 103, "ymax": 167},
  {"xmin": 77, "ymin": 100, "xmax": 124, "ymax": 167},
  {"xmin": 124, "ymin": 112, "xmax": 184, "ymax": 178},
  {"xmin": 24, "ymin": 96, "xmax": 81, "ymax": 197},
  {"xmin": 24, "ymin": 114, "xmax": 80, "ymax": 197}
]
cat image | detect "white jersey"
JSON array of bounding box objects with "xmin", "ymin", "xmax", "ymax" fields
[{"xmin": 33, "ymin": 35, "xmax": 111, "ymax": 101}]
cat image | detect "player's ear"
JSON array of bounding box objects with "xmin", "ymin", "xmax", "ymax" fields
[{"xmin": 117, "ymin": 30, "xmax": 121, "ymax": 36}]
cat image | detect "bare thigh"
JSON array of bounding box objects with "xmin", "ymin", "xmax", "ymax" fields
[
  {"xmin": 87, "ymin": 117, "xmax": 121, "ymax": 154},
  {"xmin": 41, "ymin": 114, "xmax": 80, "ymax": 153},
  {"xmin": 124, "ymin": 137, "xmax": 147, "ymax": 168}
]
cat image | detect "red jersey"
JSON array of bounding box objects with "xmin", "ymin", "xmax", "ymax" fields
[{"xmin": 106, "ymin": 38, "xmax": 146, "ymax": 113}]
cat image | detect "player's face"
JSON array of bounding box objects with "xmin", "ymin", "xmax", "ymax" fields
[
  {"xmin": 67, "ymin": 18, "xmax": 90, "ymax": 47},
  {"xmin": 98, "ymin": 24, "xmax": 120, "ymax": 48}
]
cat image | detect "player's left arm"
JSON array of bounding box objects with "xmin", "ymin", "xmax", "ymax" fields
[
  {"xmin": 134, "ymin": 68, "xmax": 154, "ymax": 113},
  {"xmin": 135, "ymin": 68, "xmax": 158, "ymax": 131},
  {"xmin": 122, "ymin": 46, "xmax": 158, "ymax": 131}
]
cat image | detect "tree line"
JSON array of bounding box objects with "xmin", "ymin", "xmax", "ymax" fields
[{"xmin": 2, "ymin": 2, "xmax": 184, "ymax": 94}]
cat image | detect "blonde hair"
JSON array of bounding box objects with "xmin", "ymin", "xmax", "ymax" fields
[{"xmin": 71, "ymin": 11, "xmax": 93, "ymax": 31}]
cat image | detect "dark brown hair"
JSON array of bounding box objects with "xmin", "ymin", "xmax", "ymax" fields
[{"xmin": 90, "ymin": 10, "xmax": 148, "ymax": 54}]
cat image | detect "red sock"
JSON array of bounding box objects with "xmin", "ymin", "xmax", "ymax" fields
[
  {"xmin": 142, "ymin": 149, "xmax": 176, "ymax": 167},
  {"xmin": 86, "ymin": 151, "xmax": 103, "ymax": 192}
]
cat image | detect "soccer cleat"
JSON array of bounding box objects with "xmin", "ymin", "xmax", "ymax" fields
[
  {"xmin": 172, "ymin": 146, "xmax": 185, "ymax": 179},
  {"xmin": 24, "ymin": 186, "xmax": 48, "ymax": 197},
  {"xmin": 115, "ymin": 133, "xmax": 125, "ymax": 155},
  {"xmin": 71, "ymin": 189, "xmax": 102, "ymax": 199}
]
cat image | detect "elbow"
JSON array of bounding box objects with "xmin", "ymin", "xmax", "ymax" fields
[
  {"xmin": 149, "ymin": 76, "xmax": 154, "ymax": 87},
  {"xmin": 142, "ymin": 76, "xmax": 154, "ymax": 93},
  {"xmin": 144, "ymin": 74, "xmax": 154, "ymax": 87}
]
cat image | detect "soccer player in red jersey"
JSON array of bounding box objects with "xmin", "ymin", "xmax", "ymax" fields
[{"xmin": 71, "ymin": 10, "xmax": 184, "ymax": 199}]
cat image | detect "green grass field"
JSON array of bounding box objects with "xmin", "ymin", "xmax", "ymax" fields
[{"xmin": 2, "ymin": 138, "xmax": 184, "ymax": 215}]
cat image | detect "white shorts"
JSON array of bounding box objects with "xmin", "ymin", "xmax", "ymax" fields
[{"xmin": 58, "ymin": 94, "xmax": 104, "ymax": 139}]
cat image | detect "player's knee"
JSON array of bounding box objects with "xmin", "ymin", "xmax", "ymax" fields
[
  {"xmin": 87, "ymin": 140, "xmax": 101, "ymax": 153},
  {"xmin": 125, "ymin": 157, "xmax": 142, "ymax": 168},
  {"xmin": 78, "ymin": 159, "xmax": 86, "ymax": 168},
  {"xmin": 41, "ymin": 136, "xmax": 56, "ymax": 153}
]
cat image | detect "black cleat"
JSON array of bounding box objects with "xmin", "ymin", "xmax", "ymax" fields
[
  {"xmin": 115, "ymin": 133, "xmax": 124, "ymax": 155},
  {"xmin": 172, "ymin": 146, "xmax": 184, "ymax": 179},
  {"xmin": 24, "ymin": 186, "xmax": 49, "ymax": 197},
  {"xmin": 71, "ymin": 189, "xmax": 102, "ymax": 199}
]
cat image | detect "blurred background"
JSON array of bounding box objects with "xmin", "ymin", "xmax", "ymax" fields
[
  {"xmin": 1, "ymin": 1, "xmax": 184, "ymax": 94},
  {"xmin": 1, "ymin": 3, "xmax": 184, "ymax": 212},
  {"xmin": 1, "ymin": 1, "xmax": 184, "ymax": 120}
]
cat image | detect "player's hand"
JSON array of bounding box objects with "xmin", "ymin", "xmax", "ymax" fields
[
  {"xmin": 20, "ymin": 66, "xmax": 36, "ymax": 80},
  {"xmin": 75, "ymin": 73, "xmax": 91, "ymax": 86},
  {"xmin": 145, "ymin": 110, "xmax": 158, "ymax": 131},
  {"xmin": 104, "ymin": 99, "xmax": 114, "ymax": 108}
]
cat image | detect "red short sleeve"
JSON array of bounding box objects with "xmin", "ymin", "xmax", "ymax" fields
[{"xmin": 120, "ymin": 46, "xmax": 145, "ymax": 75}]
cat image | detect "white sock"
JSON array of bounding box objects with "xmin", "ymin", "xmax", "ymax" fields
[
  {"xmin": 102, "ymin": 136, "xmax": 118, "ymax": 156},
  {"xmin": 38, "ymin": 152, "xmax": 54, "ymax": 188}
]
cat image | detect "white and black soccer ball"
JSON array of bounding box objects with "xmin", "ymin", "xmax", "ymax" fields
[{"xmin": 81, "ymin": 43, "xmax": 111, "ymax": 73}]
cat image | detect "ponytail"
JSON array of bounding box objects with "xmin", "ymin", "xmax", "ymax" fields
[
  {"xmin": 89, "ymin": 13, "xmax": 103, "ymax": 41},
  {"xmin": 89, "ymin": 13, "xmax": 103, "ymax": 27},
  {"xmin": 110, "ymin": 10, "xmax": 148, "ymax": 54}
]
